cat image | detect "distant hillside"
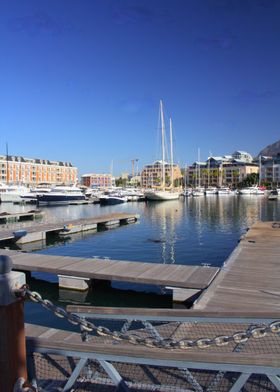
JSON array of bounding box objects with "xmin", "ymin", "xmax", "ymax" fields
[{"xmin": 259, "ymin": 140, "xmax": 280, "ymax": 157}]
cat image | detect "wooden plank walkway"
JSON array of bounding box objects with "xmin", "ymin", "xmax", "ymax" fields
[
  {"xmin": 25, "ymin": 319, "xmax": 280, "ymax": 391},
  {"xmin": 0, "ymin": 210, "xmax": 43, "ymax": 223},
  {"xmin": 21, "ymin": 221, "xmax": 280, "ymax": 391},
  {"xmin": 0, "ymin": 213, "xmax": 138, "ymax": 243},
  {"xmin": 25, "ymin": 322, "xmax": 280, "ymax": 368},
  {"xmin": 0, "ymin": 248, "xmax": 219, "ymax": 289},
  {"xmin": 194, "ymin": 221, "xmax": 280, "ymax": 312}
]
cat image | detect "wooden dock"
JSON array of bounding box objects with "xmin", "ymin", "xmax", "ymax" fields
[
  {"xmin": 0, "ymin": 248, "xmax": 219, "ymax": 291},
  {"xmin": 3, "ymin": 221, "xmax": 280, "ymax": 391},
  {"xmin": 0, "ymin": 210, "xmax": 43, "ymax": 223},
  {"xmin": 0, "ymin": 213, "xmax": 138, "ymax": 244},
  {"xmin": 194, "ymin": 221, "xmax": 280, "ymax": 312}
]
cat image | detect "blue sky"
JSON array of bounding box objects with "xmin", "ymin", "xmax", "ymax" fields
[{"xmin": 1, "ymin": 0, "xmax": 280, "ymax": 176}]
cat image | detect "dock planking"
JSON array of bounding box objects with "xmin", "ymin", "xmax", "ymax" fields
[
  {"xmin": 194, "ymin": 221, "xmax": 280, "ymax": 312},
  {"xmin": 0, "ymin": 212, "xmax": 138, "ymax": 243},
  {"xmin": 0, "ymin": 248, "xmax": 219, "ymax": 290},
  {"xmin": 0, "ymin": 210, "xmax": 43, "ymax": 223},
  {"xmin": 20, "ymin": 221, "xmax": 280, "ymax": 391}
]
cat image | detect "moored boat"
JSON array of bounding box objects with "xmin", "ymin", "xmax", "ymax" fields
[
  {"xmin": 145, "ymin": 189, "xmax": 180, "ymax": 201},
  {"xmin": 145, "ymin": 101, "xmax": 180, "ymax": 201},
  {"xmin": 239, "ymin": 186, "xmax": 265, "ymax": 195},
  {"xmin": 268, "ymin": 190, "xmax": 278, "ymax": 201},
  {"xmin": 217, "ymin": 187, "xmax": 234, "ymax": 195},
  {"xmin": 99, "ymin": 193, "xmax": 128, "ymax": 205},
  {"xmin": 205, "ymin": 186, "xmax": 217, "ymax": 195},
  {"xmin": 192, "ymin": 187, "xmax": 205, "ymax": 196},
  {"xmin": 0, "ymin": 184, "xmax": 31, "ymax": 203},
  {"xmin": 37, "ymin": 185, "xmax": 86, "ymax": 205}
]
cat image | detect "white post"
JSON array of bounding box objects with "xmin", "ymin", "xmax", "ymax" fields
[{"xmin": 170, "ymin": 118, "xmax": 174, "ymax": 188}]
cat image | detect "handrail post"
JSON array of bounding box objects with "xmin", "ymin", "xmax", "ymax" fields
[{"xmin": 0, "ymin": 255, "xmax": 27, "ymax": 391}]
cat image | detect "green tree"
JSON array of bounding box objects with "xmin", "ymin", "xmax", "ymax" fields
[{"xmin": 237, "ymin": 173, "xmax": 259, "ymax": 188}]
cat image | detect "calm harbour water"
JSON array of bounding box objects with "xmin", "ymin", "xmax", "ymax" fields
[{"xmin": 1, "ymin": 196, "xmax": 280, "ymax": 326}]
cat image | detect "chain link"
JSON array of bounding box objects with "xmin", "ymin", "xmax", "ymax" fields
[{"xmin": 24, "ymin": 288, "xmax": 280, "ymax": 350}]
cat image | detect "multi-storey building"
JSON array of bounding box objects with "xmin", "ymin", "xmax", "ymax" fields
[
  {"xmin": 0, "ymin": 155, "xmax": 77, "ymax": 185},
  {"xmin": 186, "ymin": 151, "xmax": 259, "ymax": 188},
  {"xmin": 141, "ymin": 160, "xmax": 182, "ymax": 188},
  {"xmin": 81, "ymin": 173, "xmax": 114, "ymax": 188},
  {"xmin": 260, "ymin": 155, "xmax": 280, "ymax": 187}
]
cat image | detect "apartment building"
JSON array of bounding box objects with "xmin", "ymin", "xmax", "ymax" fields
[
  {"xmin": 186, "ymin": 151, "xmax": 259, "ymax": 188},
  {"xmin": 0, "ymin": 155, "xmax": 77, "ymax": 185},
  {"xmin": 141, "ymin": 160, "xmax": 182, "ymax": 188},
  {"xmin": 260, "ymin": 155, "xmax": 280, "ymax": 187},
  {"xmin": 81, "ymin": 173, "xmax": 114, "ymax": 188}
]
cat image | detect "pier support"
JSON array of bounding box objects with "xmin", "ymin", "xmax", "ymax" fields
[
  {"xmin": 104, "ymin": 220, "xmax": 120, "ymax": 228},
  {"xmin": 0, "ymin": 255, "xmax": 27, "ymax": 392},
  {"xmin": 58, "ymin": 274, "xmax": 90, "ymax": 291},
  {"xmin": 165, "ymin": 286, "xmax": 201, "ymax": 304},
  {"xmin": 15, "ymin": 231, "xmax": 46, "ymax": 244},
  {"xmin": 59, "ymin": 223, "xmax": 97, "ymax": 236}
]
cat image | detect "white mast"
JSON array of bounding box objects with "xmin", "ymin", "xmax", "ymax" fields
[
  {"xmin": 198, "ymin": 147, "xmax": 201, "ymax": 187},
  {"xmin": 160, "ymin": 100, "xmax": 166, "ymax": 189},
  {"xmin": 170, "ymin": 117, "xmax": 174, "ymax": 188}
]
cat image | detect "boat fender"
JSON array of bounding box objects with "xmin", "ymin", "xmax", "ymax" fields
[
  {"xmin": 13, "ymin": 230, "xmax": 27, "ymax": 240},
  {"xmin": 63, "ymin": 224, "xmax": 73, "ymax": 232}
]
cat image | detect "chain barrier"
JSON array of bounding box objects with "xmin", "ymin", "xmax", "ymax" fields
[{"xmin": 19, "ymin": 286, "xmax": 280, "ymax": 351}]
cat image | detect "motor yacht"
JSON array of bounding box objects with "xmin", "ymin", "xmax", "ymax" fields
[
  {"xmin": 37, "ymin": 185, "xmax": 86, "ymax": 205},
  {"xmin": 0, "ymin": 183, "xmax": 31, "ymax": 203}
]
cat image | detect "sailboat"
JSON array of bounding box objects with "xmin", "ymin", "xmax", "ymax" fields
[{"xmin": 145, "ymin": 100, "xmax": 180, "ymax": 201}]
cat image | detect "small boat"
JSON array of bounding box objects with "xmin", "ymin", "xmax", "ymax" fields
[
  {"xmin": 182, "ymin": 188, "xmax": 193, "ymax": 197},
  {"xmin": 121, "ymin": 188, "xmax": 144, "ymax": 201},
  {"xmin": 37, "ymin": 185, "xmax": 86, "ymax": 205},
  {"xmin": 217, "ymin": 187, "xmax": 234, "ymax": 195},
  {"xmin": 205, "ymin": 187, "xmax": 217, "ymax": 195},
  {"xmin": 99, "ymin": 193, "xmax": 128, "ymax": 205},
  {"xmin": 239, "ymin": 186, "xmax": 265, "ymax": 195},
  {"xmin": 192, "ymin": 187, "xmax": 205, "ymax": 196},
  {"xmin": 268, "ymin": 190, "xmax": 278, "ymax": 201}
]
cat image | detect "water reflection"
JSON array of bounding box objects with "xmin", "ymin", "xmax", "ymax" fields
[
  {"xmin": 0, "ymin": 196, "xmax": 280, "ymax": 268},
  {"xmin": 144, "ymin": 200, "xmax": 183, "ymax": 264}
]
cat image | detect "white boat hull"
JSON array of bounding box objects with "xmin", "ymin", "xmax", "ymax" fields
[
  {"xmin": 145, "ymin": 190, "xmax": 180, "ymax": 201},
  {"xmin": 0, "ymin": 193, "xmax": 22, "ymax": 202}
]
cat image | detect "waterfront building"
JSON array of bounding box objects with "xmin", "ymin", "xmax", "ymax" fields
[
  {"xmin": 260, "ymin": 155, "xmax": 280, "ymax": 187},
  {"xmin": 186, "ymin": 151, "xmax": 258, "ymax": 188},
  {"xmin": 81, "ymin": 173, "xmax": 115, "ymax": 188},
  {"xmin": 0, "ymin": 155, "xmax": 77, "ymax": 186},
  {"xmin": 141, "ymin": 160, "xmax": 182, "ymax": 188}
]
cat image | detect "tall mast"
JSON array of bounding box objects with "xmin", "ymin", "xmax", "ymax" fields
[
  {"xmin": 6, "ymin": 142, "xmax": 9, "ymax": 184},
  {"xmin": 170, "ymin": 117, "xmax": 174, "ymax": 188},
  {"xmin": 198, "ymin": 147, "xmax": 200, "ymax": 187},
  {"xmin": 160, "ymin": 100, "xmax": 166, "ymax": 189}
]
